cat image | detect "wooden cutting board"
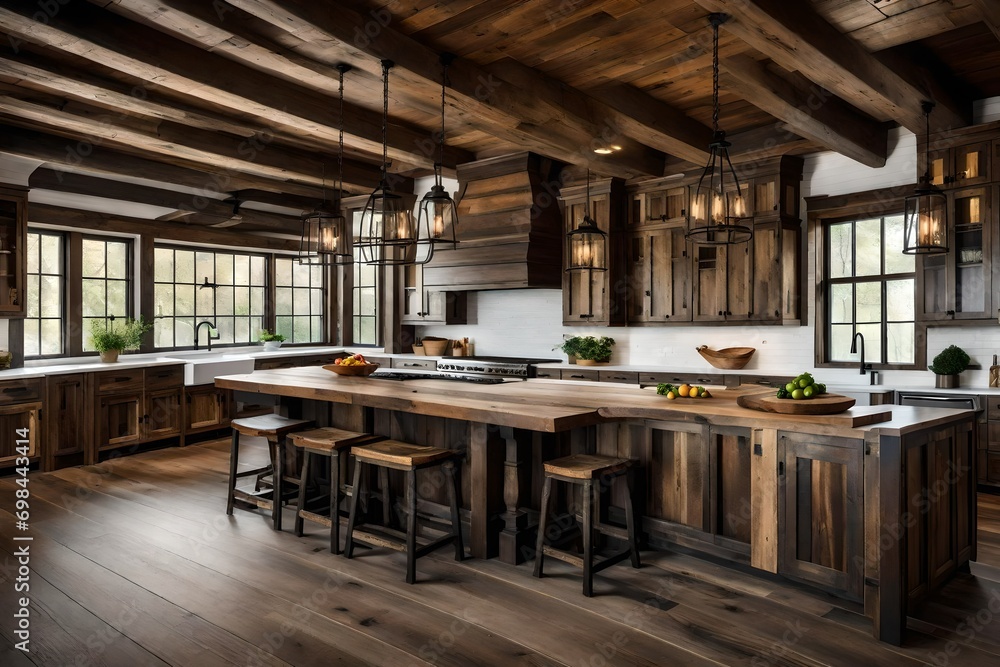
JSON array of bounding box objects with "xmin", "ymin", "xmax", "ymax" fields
[{"xmin": 737, "ymin": 391, "xmax": 893, "ymax": 426}]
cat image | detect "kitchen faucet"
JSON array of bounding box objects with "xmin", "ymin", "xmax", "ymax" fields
[
  {"xmin": 850, "ymin": 332, "xmax": 875, "ymax": 383},
  {"xmin": 195, "ymin": 320, "xmax": 220, "ymax": 351}
]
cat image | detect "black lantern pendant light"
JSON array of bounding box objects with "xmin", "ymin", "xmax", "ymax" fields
[
  {"xmin": 416, "ymin": 53, "xmax": 460, "ymax": 263},
  {"xmin": 903, "ymin": 101, "xmax": 949, "ymax": 255},
  {"xmin": 685, "ymin": 14, "xmax": 752, "ymax": 246},
  {"xmin": 358, "ymin": 60, "xmax": 419, "ymax": 266},
  {"xmin": 566, "ymin": 169, "xmax": 607, "ymax": 272},
  {"xmin": 299, "ymin": 64, "xmax": 353, "ymax": 266}
]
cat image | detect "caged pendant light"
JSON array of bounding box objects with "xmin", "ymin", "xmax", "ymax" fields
[
  {"xmin": 903, "ymin": 101, "xmax": 949, "ymax": 255},
  {"xmin": 358, "ymin": 60, "xmax": 420, "ymax": 266},
  {"xmin": 299, "ymin": 64, "xmax": 353, "ymax": 266},
  {"xmin": 566, "ymin": 169, "xmax": 607, "ymax": 272},
  {"xmin": 415, "ymin": 53, "xmax": 460, "ymax": 263},
  {"xmin": 685, "ymin": 13, "xmax": 752, "ymax": 246}
]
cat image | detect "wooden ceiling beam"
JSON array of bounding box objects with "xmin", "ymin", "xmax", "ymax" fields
[
  {"xmin": 0, "ymin": 123, "xmax": 328, "ymax": 200},
  {"xmin": 0, "ymin": 90, "xmax": 399, "ymax": 192},
  {"xmin": 0, "ymin": 0, "xmax": 472, "ymax": 170},
  {"xmin": 721, "ymin": 55, "xmax": 888, "ymax": 168},
  {"xmin": 27, "ymin": 203, "xmax": 301, "ymax": 250},
  {"xmin": 971, "ymin": 0, "xmax": 1000, "ymax": 43},
  {"xmin": 693, "ymin": 0, "xmax": 971, "ymax": 133},
  {"xmin": 29, "ymin": 168, "xmax": 305, "ymax": 233},
  {"xmin": 226, "ymin": 0, "xmax": 676, "ymax": 177}
]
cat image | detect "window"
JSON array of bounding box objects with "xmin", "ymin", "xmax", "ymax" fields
[
  {"xmin": 82, "ymin": 237, "xmax": 132, "ymax": 352},
  {"xmin": 275, "ymin": 256, "xmax": 325, "ymax": 343},
  {"xmin": 153, "ymin": 246, "xmax": 266, "ymax": 348},
  {"xmin": 825, "ymin": 214, "xmax": 915, "ymax": 365},
  {"xmin": 352, "ymin": 212, "xmax": 379, "ymax": 345},
  {"xmin": 24, "ymin": 231, "xmax": 64, "ymax": 357}
]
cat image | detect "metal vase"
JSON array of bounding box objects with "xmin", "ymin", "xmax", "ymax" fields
[{"xmin": 934, "ymin": 373, "xmax": 959, "ymax": 389}]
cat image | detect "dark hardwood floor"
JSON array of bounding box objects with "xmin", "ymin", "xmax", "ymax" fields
[{"xmin": 3, "ymin": 438, "xmax": 1000, "ymax": 666}]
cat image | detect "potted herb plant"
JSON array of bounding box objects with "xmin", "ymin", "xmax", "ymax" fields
[
  {"xmin": 929, "ymin": 345, "xmax": 971, "ymax": 388},
  {"xmin": 89, "ymin": 317, "xmax": 152, "ymax": 363},
  {"xmin": 558, "ymin": 335, "xmax": 615, "ymax": 366},
  {"xmin": 259, "ymin": 330, "xmax": 286, "ymax": 351}
]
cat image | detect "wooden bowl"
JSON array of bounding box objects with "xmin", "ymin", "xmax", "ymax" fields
[
  {"xmin": 696, "ymin": 345, "xmax": 756, "ymax": 370},
  {"xmin": 323, "ymin": 362, "xmax": 380, "ymax": 377},
  {"xmin": 421, "ymin": 338, "xmax": 450, "ymax": 356}
]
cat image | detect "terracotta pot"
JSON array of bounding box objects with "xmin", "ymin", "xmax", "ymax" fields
[
  {"xmin": 934, "ymin": 373, "xmax": 959, "ymax": 388},
  {"xmin": 100, "ymin": 349, "xmax": 120, "ymax": 363},
  {"xmin": 576, "ymin": 358, "xmax": 610, "ymax": 366}
]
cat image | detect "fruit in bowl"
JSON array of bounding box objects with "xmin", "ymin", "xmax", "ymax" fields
[
  {"xmin": 775, "ymin": 372, "xmax": 826, "ymax": 400},
  {"xmin": 324, "ymin": 353, "xmax": 380, "ymax": 376}
]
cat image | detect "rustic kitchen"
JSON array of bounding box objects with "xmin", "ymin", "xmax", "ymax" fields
[{"xmin": 2, "ymin": 1, "xmax": 1000, "ymax": 665}]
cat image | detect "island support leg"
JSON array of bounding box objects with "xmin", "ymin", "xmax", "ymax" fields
[
  {"xmin": 470, "ymin": 422, "xmax": 504, "ymax": 560},
  {"xmin": 867, "ymin": 434, "xmax": 905, "ymax": 645},
  {"xmin": 499, "ymin": 426, "xmax": 532, "ymax": 564}
]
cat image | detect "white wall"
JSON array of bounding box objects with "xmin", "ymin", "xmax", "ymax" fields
[{"xmin": 418, "ymin": 125, "xmax": 1000, "ymax": 388}]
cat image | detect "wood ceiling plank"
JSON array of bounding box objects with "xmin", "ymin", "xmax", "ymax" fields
[
  {"xmin": 0, "ymin": 0, "xmax": 471, "ymax": 170},
  {"xmin": 971, "ymin": 0, "xmax": 1000, "ymax": 42},
  {"xmin": 721, "ymin": 55, "xmax": 888, "ymax": 167},
  {"xmin": 847, "ymin": 2, "xmax": 981, "ymax": 51},
  {"xmin": 694, "ymin": 0, "xmax": 970, "ymax": 132},
  {"xmin": 228, "ymin": 0, "xmax": 674, "ymax": 176}
]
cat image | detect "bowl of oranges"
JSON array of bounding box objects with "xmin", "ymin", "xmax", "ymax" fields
[{"xmin": 323, "ymin": 353, "xmax": 380, "ymax": 377}]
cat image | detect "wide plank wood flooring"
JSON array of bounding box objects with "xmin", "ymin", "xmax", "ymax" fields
[{"xmin": 3, "ymin": 438, "xmax": 1000, "ymax": 666}]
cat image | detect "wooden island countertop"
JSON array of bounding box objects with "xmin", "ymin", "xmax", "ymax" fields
[{"xmin": 216, "ymin": 366, "xmax": 977, "ymax": 646}]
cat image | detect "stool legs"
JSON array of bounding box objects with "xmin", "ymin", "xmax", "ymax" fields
[
  {"xmin": 330, "ymin": 450, "xmax": 342, "ymax": 555},
  {"xmin": 226, "ymin": 430, "xmax": 240, "ymax": 515},
  {"xmin": 405, "ymin": 469, "xmax": 418, "ymax": 584},
  {"xmin": 344, "ymin": 460, "xmax": 365, "ymax": 559},
  {"xmin": 294, "ymin": 451, "xmax": 312, "ymax": 537},
  {"xmin": 443, "ymin": 461, "xmax": 465, "ymax": 562},
  {"xmin": 582, "ymin": 479, "xmax": 594, "ymax": 597},
  {"xmin": 624, "ymin": 467, "xmax": 641, "ymax": 569},
  {"xmin": 533, "ymin": 476, "xmax": 553, "ymax": 578},
  {"xmin": 272, "ymin": 438, "xmax": 284, "ymax": 531}
]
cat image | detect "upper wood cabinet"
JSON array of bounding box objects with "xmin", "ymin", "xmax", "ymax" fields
[
  {"xmin": 402, "ymin": 263, "xmax": 467, "ymax": 325},
  {"xmin": 930, "ymin": 141, "xmax": 991, "ymax": 187},
  {"xmin": 627, "ymin": 225, "xmax": 691, "ymax": 323},
  {"xmin": 560, "ymin": 177, "xmax": 627, "ymax": 326},
  {"xmin": 0, "ymin": 187, "xmax": 27, "ymax": 317}
]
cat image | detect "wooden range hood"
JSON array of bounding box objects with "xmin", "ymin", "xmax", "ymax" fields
[{"xmin": 421, "ymin": 152, "xmax": 564, "ymax": 291}]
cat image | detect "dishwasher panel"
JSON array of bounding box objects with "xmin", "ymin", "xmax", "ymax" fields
[{"xmin": 896, "ymin": 391, "xmax": 980, "ymax": 411}]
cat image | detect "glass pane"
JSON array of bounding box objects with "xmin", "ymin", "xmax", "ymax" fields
[
  {"xmin": 23, "ymin": 322, "xmax": 38, "ymax": 357},
  {"xmin": 107, "ymin": 241, "xmax": 127, "ymax": 279},
  {"xmin": 155, "ymin": 284, "xmax": 174, "ymax": 317},
  {"xmin": 175, "ymin": 250, "xmax": 195, "ymax": 283},
  {"xmin": 310, "ymin": 264, "xmax": 323, "ymax": 286},
  {"xmin": 175, "ymin": 318, "xmax": 195, "ymax": 347},
  {"xmin": 293, "ymin": 287, "xmax": 309, "ymax": 315},
  {"xmin": 883, "ymin": 215, "xmax": 914, "ymax": 274},
  {"xmin": 216, "ymin": 317, "xmax": 234, "ymax": 345},
  {"xmin": 855, "ymin": 282, "xmax": 882, "ymax": 323},
  {"xmin": 886, "ymin": 279, "xmax": 914, "ymax": 321},
  {"xmin": 215, "ymin": 254, "xmax": 234, "ymax": 285},
  {"xmin": 196, "ymin": 283, "xmax": 214, "ymax": 314},
  {"xmin": 829, "ymin": 283, "xmax": 853, "ymax": 324},
  {"xmin": 175, "ymin": 284, "xmax": 195, "ymax": 316},
  {"xmin": 40, "ymin": 234, "xmax": 61, "ymax": 274},
  {"xmin": 359, "ymin": 317, "xmax": 376, "ymax": 344},
  {"xmin": 154, "ymin": 247, "xmax": 173, "ymax": 282},
  {"xmin": 857, "ymin": 323, "xmax": 882, "ymax": 364},
  {"xmin": 275, "ymin": 287, "xmax": 292, "ymax": 315},
  {"xmin": 828, "ymin": 223, "xmax": 852, "ymax": 279},
  {"xmin": 275, "ymin": 257, "xmax": 292, "ymax": 286},
  {"xmin": 292, "ymin": 259, "xmax": 310, "ymax": 286},
  {"xmin": 196, "ymin": 252, "xmax": 214, "ymax": 285},
  {"xmin": 251, "ymin": 287, "xmax": 265, "ymax": 316},
  {"xmin": 235, "ymin": 316, "xmax": 250, "ymax": 343},
  {"xmin": 215, "ymin": 286, "xmax": 234, "ymax": 316},
  {"xmin": 250, "ymin": 316, "xmax": 264, "ymax": 340},
  {"xmin": 829, "ymin": 324, "xmax": 854, "ymax": 362},
  {"xmin": 82, "ymin": 239, "xmax": 105, "ymax": 278},
  {"xmin": 293, "ymin": 315, "xmax": 309, "ymax": 342},
  {"xmin": 311, "ymin": 316, "xmax": 323, "ymax": 342},
  {"xmin": 311, "ymin": 289, "xmax": 323, "ymax": 314},
  {"xmin": 353, "ymin": 319, "xmax": 360, "ymax": 343},
  {"xmin": 40, "ymin": 318, "xmax": 62, "ymax": 356},
  {"xmin": 81, "ymin": 279, "xmax": 104, "ymax": 317},
  {"xmin": 154, "ymin": 318, "xmax": 172, "ymax": 348},
  {"xmin": 234, "ymin": 286, "xmax": 249, "ymax": 316},
  {"xmin": 887, "ymin": 323, "xmax": 915, "ymax": 364},
  {"xmin": 234, "ymin": 255, "xmax": 250, "ymax": 285},
  {"xmin": 26, "ymin": 233, "xmax": 38, "ymax": 274},
  {"xmin": 106, "ymin": 280, "xmax": 127, "ymax": 317},
  {"xmin": 26, "ymin": 274, "xmax": 38, "ymax": 318},
  {"xmin": 358, "ymin": 288, "xmax": 376, "ymax": 316},
  {"xmin": 855, "ymin": 218, "xmax": 881, "ymax": 276},
  {"xmin": 275, "ymin": 316, "xmax": 293, "ymax": 339},
  {"xmin": 39, "ymin": 276, "xmax": 62, "ymax": 317},
  {"xmin": 250, "ymin": 256, "xmax": 266, "ymax": 285}
]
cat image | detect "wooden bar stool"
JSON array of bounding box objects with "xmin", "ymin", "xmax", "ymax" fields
[
  {"xmin": 226, "ymin": 414, "xmax": 313, "ymax": 531},
  {"xmin": 287, "ymin": 427, "xmax": 385, "ymax": 554},
  {"xmin": 344, "ymin": 440, "xmax": 465, "ymax": 584},
  {"xmin": 533, "ymin": 453, "xmax": 640, "ymax": 597}
]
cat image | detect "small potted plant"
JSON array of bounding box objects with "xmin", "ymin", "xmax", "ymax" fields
[
  {"xmin": 259, "ymin": 330, "xmax": 286, "ymax": 351},
  {"xmin": 89, "ymin": 316, "xmax": 152, "ymax": 362},
  {"xmin": 558, "ymin": 335, "xmax": 615, "ymax": 366},
  {"xmin": 929, "ymin": 345, "xmax": 971, "ymax": 388}
]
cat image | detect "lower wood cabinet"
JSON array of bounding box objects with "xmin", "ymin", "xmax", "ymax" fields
[
  {"xmin": 45, "ymin": 373, "xmax": 90, "ymax": 470},
  {"xmin": 185, "ymin": 384, "xmax": 232, "ymax": 433},
  {"xmin": 93, "ymin": 365, "xmax": 185, "ymax": 458},
  {"xmin": 0, "ymin": 399, "xmax": 41, "ymax": 469}
]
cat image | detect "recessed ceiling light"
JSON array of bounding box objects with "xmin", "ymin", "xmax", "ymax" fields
[
  {"xmin": 609, "ymin": 145, "xmax": 622, "ymax": 151},
  {"xmin": 593, "ymin": 147, "xmax": 614, "ymax": 154}
]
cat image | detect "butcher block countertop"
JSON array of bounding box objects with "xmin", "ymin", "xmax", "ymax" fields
[{"xmin": 216, "ymin": 367, "xmax": 973, "ymax": 436}]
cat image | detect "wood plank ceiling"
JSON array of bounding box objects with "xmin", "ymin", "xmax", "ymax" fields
[{"xmin": 0, "ymin": 0, "xmax": 997, "ymax": 233}]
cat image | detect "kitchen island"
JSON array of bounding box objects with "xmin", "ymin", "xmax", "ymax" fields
[{"xmin": 216, "ymin": 367, "xmax": 977, "ymax": 645}]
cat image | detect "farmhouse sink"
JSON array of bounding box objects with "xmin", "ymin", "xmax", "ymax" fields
[{"xmin": 158, "ymin": 351, "xmax": 255, "ymax": 386}]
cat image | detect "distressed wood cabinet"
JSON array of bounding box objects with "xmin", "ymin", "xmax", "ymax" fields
[
  {"xmin": 45, "ymin": 373, "xmax": 90, "ymax": 470},
  {"xmin": 0, "ymin": 186, "xmax": 27, "ymax": 317}
]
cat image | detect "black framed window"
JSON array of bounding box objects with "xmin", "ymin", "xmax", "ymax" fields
[
  {"xmin": 274, "ymin": 256, "xmax": 325, "ymax": 343},
  {"xmin": 351, "ymin": 211, "xmax": 379, "ymax": 346},
  {"xmin": 82, "ymin": 236, "xmax": 132, "ymax": 352},
  {"xmin": 24, "ymin": 231, "xmax": 64, "ymax": 358},
  {"xmin": 153, "ymin": 245, "xmax": 266, "ymax": 348},
  {"xmin": 825, "ymin": 214, "xmax": 915, "ymax": 365}
]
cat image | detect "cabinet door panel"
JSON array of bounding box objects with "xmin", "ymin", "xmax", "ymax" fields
[
  {"xmin": 45, "ymin": 375, "xmax": 88, "ymax": 466},
  {"xmin": 693, "ymin": 246, "xmax": 725, "ymax": 321},
  {"xmin": 725, "ymin": 241, "xmax": 752, "ymax": 320},
  {"xmin": 0, "ymin": 402, "xmax": 40, "ymax": 464},
  {"xmin": 0, "ymin": 188, "xmax": 26, "ymax": 317},
  {"xmin": 98, "ymin": 394, "xmax": 142, "ymax": 449},
  {"xmin": 752, "ymin": 221, "xmax": 781, "ymax": 321},
  {"xmin": 146, "ymin": 388, "xmax": 182, "ymax": 440},
  {"xmin": 186, "ymin": 387, "xmax": 227, "ymax": 431},
  {"xmin": 649, "ymin": 227, "xmax": 691, "ymax": 322}
]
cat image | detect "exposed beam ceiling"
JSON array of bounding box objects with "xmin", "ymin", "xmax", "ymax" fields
[{"xmin": 971, "ymin": 0, "xmax": 1000, "ymax": 43}]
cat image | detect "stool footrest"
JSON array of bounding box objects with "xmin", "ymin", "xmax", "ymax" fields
[
  {"xmin": 541, "ymin": 545, "xmax": 584, "ymax": 568},
  {"xmin": 350, "ymin": 529, "xmax": 407, "ymax": 553},
  {"xmin": 235, "ymin": 465, "xmax": 272, "ymax": 479},
  {"xmin": 297, "ymin": 509, "xmax": 334, "ymax": 528},
  {"xmin": 232, "ymin": 489, "xmax": 274, "ymax": 510}
]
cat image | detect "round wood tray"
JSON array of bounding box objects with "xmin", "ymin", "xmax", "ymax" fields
[
  {"xmin": 737, "ymin": 391, "xmax": 856, "ymax": 415},
  {"xmin": 322, "ymin": 362, "xmax": 380, "ymax": 377}
]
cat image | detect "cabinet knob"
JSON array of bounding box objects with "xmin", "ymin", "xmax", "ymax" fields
[
  {"xmin": 775, "ymin": 310, "xmax": 780, "ymax": 318},
  {"xmin": 947, "ymin": 310, "xmax": 956, "ymax": 317},
  {"xmin": 718, "ymin": 310, "xmax": 723, "ymax": 316},
  {"xmin": 664, "ymin": 314, "xmax": 670, "ymax": 319},
  {"xmin": 726, "ymin": 310, "xmax": 732, "ymax": 316},
  {"xmin": 645, "ymin": 290, "xmax": 651, "ymax": 297}
]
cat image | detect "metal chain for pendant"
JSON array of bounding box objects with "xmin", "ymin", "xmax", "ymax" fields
[{"xmin": 712, "ymin": 18, "xmax": 720, "ymax": 134}]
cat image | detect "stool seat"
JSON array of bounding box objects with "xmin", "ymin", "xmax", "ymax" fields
[
  {"xmin": 352, "ymin": 440, "xmax": 456, "ymax": 468},
  {"xmin": 232, "ymin": 414, "xmax": 312, "ymax": 438},
  {"xmin": 289, "ymin": 427, "xmax": 383, "ymax": 453},
  {"xmin": 543, "ymin": 454, "xmax": 631, "ymax": 479}
]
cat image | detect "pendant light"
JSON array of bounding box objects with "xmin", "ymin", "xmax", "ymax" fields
[
  {"xmin": 415, "ymin": 53, "xmax": 460, "ymax": 263},
  {"xmin": 358, "ymin": 59, "xmax": 419, "ymax": 266},
  {"xmin": 299, "ymin": 64, "xmax": 353, "ymax": 265},
  {"xmin": 566, "ymin": 169, "xmax": 607, "ymax": 272},
  {"xmin": 903, "ymin": 101, "xmax": 949, "ymax": 255},
  {"xmin": 685, "ymin": 13, "xmax": 752, "ymax": 246}
]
